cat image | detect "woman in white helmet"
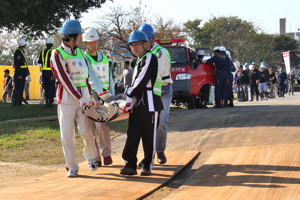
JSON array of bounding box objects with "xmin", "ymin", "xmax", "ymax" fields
[
  {"xmin": 82, "ymin": 29, "xmax": 115, "ymax": 166},
  {"xmin": 50, "ymin": 20, "xmax": 99, "ymax": 178}
]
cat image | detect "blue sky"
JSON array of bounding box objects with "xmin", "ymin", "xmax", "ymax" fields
[{"xmin": 81, "ymin": 0, "xmax": 300, "ymax": 34}]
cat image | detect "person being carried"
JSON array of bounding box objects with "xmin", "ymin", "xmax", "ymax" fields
[{"xmin": 120, "ymin": 30, "xmax": 163, "ymax": 176}]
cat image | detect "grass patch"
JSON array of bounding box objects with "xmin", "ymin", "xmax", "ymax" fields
[
  {"xmin": 0, "ymin": 102, "xmax": 57, "ymax": 122},
  {"xmin": 0, "ymin": 117, "xmax": 128, "ymax": 165}
]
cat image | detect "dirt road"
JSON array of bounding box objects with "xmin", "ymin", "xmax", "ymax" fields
[{"xmin": 1, "ymin": 93, "xmax": 299, "ymax": 199}]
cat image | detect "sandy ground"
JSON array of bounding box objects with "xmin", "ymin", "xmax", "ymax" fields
[{"xmin": 1, "ymin": 92, "xmax": 299, "ymax": 199}]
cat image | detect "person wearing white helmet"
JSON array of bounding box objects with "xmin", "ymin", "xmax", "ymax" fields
[
  {"xmin": 197, "ymin": 50, "xmax": 205, "ymax": 64},
  {"xmin": 13, "ymin": 38, "xmax": 30, "ymax": 106},
  {"xmin": 50, "ymin": 20, "xmax": 100, "ymax": 177},
  {"xmin": 82, "ymin": 28, "xmax": 115, "ymax": 166},
  {"xmin": 38, "ymin": 37, "xmax": 56, "ymax": 108},
  {"xmin": 207, "ymin": 46, "xmax": 228, "ymax": 108},
  {"xmin": 139, "ymin": 23, "xmax": 172, "ymax": 165},
  {"xmin": 258, "ymin": 65, "xmax": 269, "ymax": 100}
]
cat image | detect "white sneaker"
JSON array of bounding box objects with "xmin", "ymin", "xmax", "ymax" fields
[
  {"xmin": 67, "ymin": 169, "xmax": 78, "ymax": 178},
  {"xmin": 88, "ymin": 160, "xmax": 99, "ymax": 171}
]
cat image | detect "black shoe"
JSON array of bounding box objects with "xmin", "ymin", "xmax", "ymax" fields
[
  {"xmin": 140, "ymin": 168, "xmax": 151, "ymax": 176},
  {"xmin": 157, "ymin": 152, "xmax": 167, "ymax": 164},
  {"xmin": 120, "ymin": 167, "xmax": 137, "ymax": 175}
]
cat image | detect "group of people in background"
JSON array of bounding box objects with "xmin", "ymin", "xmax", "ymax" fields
[{"xmin": 235, "ymin": 62, "xmax": 295, "ymax": 102}]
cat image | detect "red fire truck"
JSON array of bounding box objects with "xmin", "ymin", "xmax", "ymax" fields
[{"xmin": 155, "ymin": 39, "xmax": 216, "ymax": 109}]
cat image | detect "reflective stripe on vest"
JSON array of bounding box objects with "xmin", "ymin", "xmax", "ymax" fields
[
  {"xmin": 42, "ymin": 49, "xmax": 52, "ymax": 70},
  {"xmin": 85, "ymin": 52, "xmax": 110, "ymax": 90},
  {"xmin": 56, "ymin": 47, "xmax": 88, "ymax": 87},
  {"xmin": 18, "ymin": 48, "xmax": 28, "ymax": 68},
  {"xmin": 134, "ymin": 52, "xmax": 162, "ymax": 96},
  {"xmin": 151, "ymin": 46, "xmax": 172, "ymax": 76}
]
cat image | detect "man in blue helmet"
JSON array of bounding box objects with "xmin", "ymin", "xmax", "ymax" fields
[
  {"xmin": 138, "ymin": 23, "xmax": 172, "ymax": 165},
  {"xmin": 50, "ymin": 20, "xmax": 99, "ymax": 178},
  {"xmin": 249, "ymin": 62, "xmax": 260, "ymax": 101},
  {"xmin": 121, "ymin": 30, "xmax": 163, "ymax": 176},
  {"xmin": 206, "ymin": 46, "xmax": 228, "ymax": 108}
]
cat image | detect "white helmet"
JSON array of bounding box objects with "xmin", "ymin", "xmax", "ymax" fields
[
  {"xmin": 197, "ymin": 50, "xmax": 205, "ymax": 56},
  {"xmin": 220, "ymin": 46, "xmax": 226, "ymax": 52},
  {"xmin": 226, "ymin": 50, "xmax": 231, "ymax": 57},
  {"xmin": 82, "ymin": 29, "xmax": 99, "ymax": 42},
  {"xmin": 45, "ymin": 37, "xmax": 54, "ymax": 44},
  {"xmin": 18, "ymin": 38, "xmax": 26, "ymax": 46},
  {"xmin": 213, "ymin": 46, "xmax": 220, "ymax": 51}
]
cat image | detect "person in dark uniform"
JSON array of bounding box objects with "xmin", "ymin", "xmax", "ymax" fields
[
  {"xmin": 38, "ymin": 37, "xmax": 56, "ymax": 108},
  {"xmin": 206, "ymin": 46, "xmax": 228, "ymax": 108},
  {"xmin": 249, "ymin": 62, "xmax": 260, "ymax": 101},
  {"xmin": 277, "ymin": 67, "xmax": 287, "ymax": 97},
  {"xmin": 120, "ymin": 30, "xmax": 163, "ymax": 176},
  {"xmin": 13, "ymin": 38, "xmax": 30, "ymax": 106}
]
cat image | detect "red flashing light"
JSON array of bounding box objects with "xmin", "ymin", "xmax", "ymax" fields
[{"xmin": 154, "ymin": 38, "xmax": 185, "ymax": 45}]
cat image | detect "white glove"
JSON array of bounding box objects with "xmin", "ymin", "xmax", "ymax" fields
[
  {"xmin": 79, "ymin": 97, "xmax": 87, "ymax": 108},
  {"xmin": 89, "ymin": 96, "xmax": 96, "ymax": 106},
  {"xmin": 125, "ymin": 97, "xmax": 133, "ymax": 110}
]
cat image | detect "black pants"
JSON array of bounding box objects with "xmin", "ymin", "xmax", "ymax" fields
[
  {"xmin": 15, "ymin": 76, "xmax": 25, "ymax": 103},
  {"xmin": 42, "ymin": 71, "xmax": 56, "ymax": 101},
  {"xmin": 122, "ymin": 111, "xmax": 159, "ymax": 170},
  {"xmin": 250, "ymin": 84, "xmax": 259, "ymax": 98}
]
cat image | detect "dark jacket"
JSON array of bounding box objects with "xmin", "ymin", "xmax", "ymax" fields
[
  {"xmin": 5, "ymin": 76, "xmax": 13, "ymax": 89},
  {"xmin": 269, "ymin": 73, "xmax": 277, "ymax": 84},
  {"xmin": 206, "ymin": 53, "xmax": 228, "ymax": 71},
  {"xmin": 127, "ymin": 51, "xmax": 163, "ymax": 113},
  {"xmin": 14, "ymin": 48, "xmax": 30, "ymax": 77},
  {"xmin": 249, "ymin": 68, "xmax": 260, "ymax": 85},
  {"xmin": 236, "ymin": 70, "xmax": 250, "ymax": 85},
  {"xmin": 259, "ymin": 70, "xmax": 269, "ymax": 83}
]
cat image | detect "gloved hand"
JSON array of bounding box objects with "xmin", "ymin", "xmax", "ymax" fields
[
  {"xmin": 89, "ymin": 96, "xmax": 96, "ymax": 106},
  {"xmin": 125, "ymin": 97, "xmax": 133, "ymax": 111},
  {"xmin": 79, "ymin": 97, "xmax": 87, "ymax": 108}
]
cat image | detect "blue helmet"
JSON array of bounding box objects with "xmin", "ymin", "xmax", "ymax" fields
[
  {"xmin": 128, "ymin": 30, "xmax": 148, "ymax": 44},
  {"xmin": 261, "ymin": 62, "xmax": 266, "ymax": 66},
  {"xmin": 252, "ymin": 62, "xmax": 257, "ymax": 65},
  {"xmin": 61, "ymin": 20, "xmax": 84, "ymax": 34},
  {"xmin": 244, "ymin": 62, "xmax": 249, "ymax": 66},
  {"xmin": 138, "ymin": 24, "xmax": 155, "ymax": 41},
  {"xmin": 292, "ymin": 70, "xmax": 295, "ymax": 72},
  {"xmin": 275, "ymin": 72, "xmax": 278, "ymax": 74}
]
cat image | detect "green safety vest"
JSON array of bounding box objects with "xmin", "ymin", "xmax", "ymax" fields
[
  {"xmin": 85, "ymin": 52, "xmax": 110, "ymax": 90},
  {"xmin": 18, "ymin": 48, "xmax": 28, "ymax": 68},
  {"xmin": 134, "ymin": 52, "xmax": 162, "ymax": 96},
  {"xmin": 56, "ymin": 47, "xmax": 88, "ymax": 87},
  {"xmin": 42, "ymin": 49, "xmax": 52, "ymax": 70},
  {"xmin": 151, "ymin": 46, "xmax": 172, "ymax": 74}
]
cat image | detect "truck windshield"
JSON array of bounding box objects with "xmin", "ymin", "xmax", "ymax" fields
[{"xmin": 164, "ymin": 47, "xmax": 187, "ymax": 65}]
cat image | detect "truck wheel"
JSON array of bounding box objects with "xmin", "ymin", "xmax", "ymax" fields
[
  {"xmin": 195, "ymin": 95, "xmax": 201, "ymax": 108},
  {"xmin": 187, "ymin": 95, "xmax": 195, "ymax": 109}
]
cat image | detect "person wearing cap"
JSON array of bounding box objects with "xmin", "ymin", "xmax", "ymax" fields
[
  {"xmin": 277, "ymin": 67, "xmax": 287, "ymax": 97},
  {"xmin": 268, "ymin": 68, "xmax": 277, "ymax": 98},
  {"xmin": 288, "ymin": 70, "xmax": 295, "ymax": 95},
  {"xmin": 249, "ymin": 62, "xmax": 260, "ymax": 101},
  {"xmin": 258, "ymin": 65, "xmax": 269, "ymax": 100},
  {"xmin": 38, "ymin": 37, "xmax": 56, "ymax": 108},
  {"xmin": 13, "ymin": 38, "xmax": 30, "ymax": 106},
  {"xmin": 206, "ymin": 46, "xmax": 228, "ymax": 108},
  {"xmin": 235, "ymin": 65, "xmax": 249, "ymax": 101},
  {"xmin": 139, "ymin": 24, "xmax": 172, "ymax": 165},
  {"xmin": 120, "ymin": 30, "xmax": 163, "ymax": 176},
  {"xmin": 82, "ymin": 29, "xmax": 115, "ymax": 166},
  {"xmin": 50, "ymin": 20, "xmax": 99, "ymax": 178}
]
